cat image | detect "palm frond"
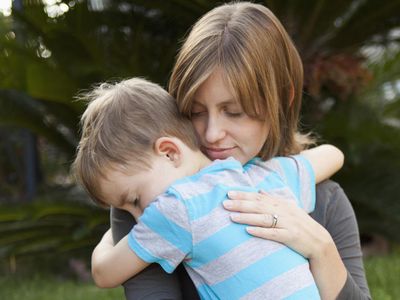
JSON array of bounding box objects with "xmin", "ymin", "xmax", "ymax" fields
[
  {"xmin": 0, "ymin": 90, "xmax": 76, "ymax": 157},
  {"xmin": 0, "ymin": 197, "xmax": 109, "ymax": 258}
]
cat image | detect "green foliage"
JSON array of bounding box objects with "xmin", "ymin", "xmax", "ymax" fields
[
  {"xmin": 0, "ymin": 274, "xmax": 124, "ymax": 300},
  {"xmin": 312, "ymin": 49, "xmax": 400, "ymax": 241},
  {"xmin": 320, "ymin": 103, "xmax": 400, "ymax": 240},
  {"xmin": 0, "ymin": 195, "xmax": 108, "ymax": 258},
  {"xmin": 1, "ymin": 0, "xmax": 399, "ymax": 155},
  {"xmin": 0, "ymin": 90, "xmax": 77, "ymax": 156},
  {"xmin": 264, "ymin": 0, "xmax": 400, "ymax": 53},
  {"xmin": 365, "ymin": 248, "xmax": 400, "ymax": 300},
  {"xmin": 0, "ymin": 0, "xmax": 399, "ymax": 255}
]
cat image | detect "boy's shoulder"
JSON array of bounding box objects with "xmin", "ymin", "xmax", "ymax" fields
[
  {"xmin": 244, "ymin": 156, "xmax": 289, "ymax": 176},
  {"xmin": 166, "ymin": 157, "xmax": 247, "ymax": 200},
  {"xmin": 245, "ymin": 155, "xmax": 311, "ymax": 175}
]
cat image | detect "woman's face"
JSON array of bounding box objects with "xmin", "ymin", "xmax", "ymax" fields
[{"xmin": 191, "ymin": 69, "xmax": 269, "ymax": 164}]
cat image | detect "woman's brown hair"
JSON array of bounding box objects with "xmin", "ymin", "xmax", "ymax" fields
[{"xmin": 169, "ymin": 2, "xmax": 313, "ymax": 161}]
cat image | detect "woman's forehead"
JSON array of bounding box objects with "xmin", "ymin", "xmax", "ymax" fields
[{"xmin": 193, "ymin": 69, "xmax": 236, "ymax": 101}]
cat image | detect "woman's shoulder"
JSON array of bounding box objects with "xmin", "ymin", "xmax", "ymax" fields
[
  {"xmin": 311, "ymin": 180, "xmax": 354, "ymax": 227},
  {"xmin": 315, "ymin": 180, "xmax": 343, "ymax": 200}
]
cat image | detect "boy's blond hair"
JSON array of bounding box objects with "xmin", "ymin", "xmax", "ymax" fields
[
  {"xmin": 73, "ymin": 78, "xmax": 198, "ymax": 206},
  {"xmin": 169, "ymin": 2, "xmax": 313, "ymax": 161}
]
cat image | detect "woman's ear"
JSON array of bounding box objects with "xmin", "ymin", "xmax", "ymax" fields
[{"xmin": 154, "ymin": 137, "xmax": 182, "ymax": 167}]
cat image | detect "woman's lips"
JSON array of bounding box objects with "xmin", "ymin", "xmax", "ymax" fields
[{"xmin": 202, "ymin": 146, "xmax": 237, "ymax": 160}]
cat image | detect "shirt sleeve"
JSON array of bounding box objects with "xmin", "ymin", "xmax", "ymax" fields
[
  {"xmin": 312, "ymin": 180, "xmax": 371, "ymax": 299},
  {"xmin": 128, "ymin": 193, "xmax": 193, "ymax": 274},
  {"xmin": 270, "ymin": 155, "xmax": 316, "ymax": 212},
  {"xmin": 110, "ymin": 207, "xmax": 191, "ymax": 300}
]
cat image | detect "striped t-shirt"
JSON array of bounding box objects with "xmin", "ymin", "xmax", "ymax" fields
[{"xmin": 128, "ymin": 156, "xmax": 320, "ymax": 300}]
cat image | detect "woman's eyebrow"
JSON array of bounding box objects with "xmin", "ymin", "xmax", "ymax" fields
[
  {"xmin": 192, "ymin": 100, "xmax": 206, "ymax": 106},
  {"xmin": 192, "ymin": 99, "xmax": 238, "ymax": 107},
  {"xmin": 218, "ymin": 100, "xmax": 238, "ymax": 106}
]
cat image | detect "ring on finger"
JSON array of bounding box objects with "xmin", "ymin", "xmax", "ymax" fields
[{"xmin": 271, "ymin": 214, "xmax": 278, "ymax": 228}]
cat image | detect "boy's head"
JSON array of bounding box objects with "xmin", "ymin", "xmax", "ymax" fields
[{"xmin": 73, "ymin": 78, "xmax": 199, "ymax": 208}]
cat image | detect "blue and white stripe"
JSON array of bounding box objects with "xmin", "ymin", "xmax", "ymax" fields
[{"xmin": 129, "ymin": 156, "xmax": 319, "ymax": 299}]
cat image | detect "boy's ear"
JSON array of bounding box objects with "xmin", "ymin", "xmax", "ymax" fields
[{"xmin": 154, "ymin": 137, "xmax": 182, "ymax": 167}]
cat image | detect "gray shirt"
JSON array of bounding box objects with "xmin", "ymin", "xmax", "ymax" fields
[{"xmin": 111, "ymin": 180, "xmax": 371, "ymax": 300}]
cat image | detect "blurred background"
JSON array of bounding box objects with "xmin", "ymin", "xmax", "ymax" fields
[{"xmin": 0, "ymin": 0, "xmax": 399, "ymax": 299}]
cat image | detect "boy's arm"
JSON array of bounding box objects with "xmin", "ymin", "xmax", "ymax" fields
[
  {"xmin": 301, "ymin": 144, "xmax": 344, "ymax": 184},
  {"xmin": 91, "ymin": 229, "xmax": 149, "ymax": 288}
]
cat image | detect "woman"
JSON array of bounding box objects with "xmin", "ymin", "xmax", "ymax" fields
[{"xmin": 111, "ymin": 2, "xmax": 370, "ymax": 299}]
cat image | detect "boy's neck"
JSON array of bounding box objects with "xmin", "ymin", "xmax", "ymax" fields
[
  {"xmin": 184, "ymin": 150, "xmax": 212, "ymax": 176},
  {"xmin": 159, "ymin": 149, "xmax": 211, "ymax": 195}
]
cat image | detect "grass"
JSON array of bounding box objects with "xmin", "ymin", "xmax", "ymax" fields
[
  {"xmin": 0, "ymin": 253, "xmax": 124, "ymax": 300},
  {"xmin": 0, "ymin": 249, "xmax": 399, "ymax": 300},
  {"xmin": 0, "ymin": 274, "xmax": 124, "ymax": 300},
  {"xmin": 364, "ymin": 249, "xmax": 400, "ymax": 300}
]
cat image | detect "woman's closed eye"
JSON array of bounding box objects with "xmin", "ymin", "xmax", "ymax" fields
[
  {"xmin": 223, "ymin": 108, "xmax": 243, "ymax": 118},
  {"xmin": 191, "ymin": 110, "xmax": 207, "ymax": 118}
]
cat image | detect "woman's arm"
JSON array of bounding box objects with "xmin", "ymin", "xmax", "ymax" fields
[
  {"xmin": 224, "ymin": 181, "xmax": 371, "ymax": 300},
  {"xmin": 110, "ymin": 207, "xmax": 188, "ymax": 300},
  {"xmin": 312, "ymin": 181, "xmax": 370, "ymax": 299}
]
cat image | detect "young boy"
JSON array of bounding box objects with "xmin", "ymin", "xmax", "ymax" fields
[{"xmin": 73, "ymin": 78, "xmax": 343, "ymax": 300}]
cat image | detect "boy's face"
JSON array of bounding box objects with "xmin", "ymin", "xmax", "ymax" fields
[{"xmin": 99, "ymin": 162, "xmax": 168, "ymax": 219}]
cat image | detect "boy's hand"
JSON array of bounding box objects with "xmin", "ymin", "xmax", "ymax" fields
[
  {"xmin": 91, "ymin": 229, "xmax": 149, "ymax": 288},
  {"xmin": 100, "ymin": 229, "xmax": 114, "ymax": 247}
]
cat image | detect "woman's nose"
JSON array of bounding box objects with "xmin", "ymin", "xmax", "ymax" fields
[{"xmin": 205, "ymin": 116, "xmax": 226, "ymax": 143}]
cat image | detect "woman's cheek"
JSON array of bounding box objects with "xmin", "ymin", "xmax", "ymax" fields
[{"xmin": 191, "ymin": 118, "xmax": 205, "ymax": 137}]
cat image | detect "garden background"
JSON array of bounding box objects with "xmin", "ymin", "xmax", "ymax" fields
[{"xmin": 0, "ymin": 0, "xmax": 399, "ymax": 299}]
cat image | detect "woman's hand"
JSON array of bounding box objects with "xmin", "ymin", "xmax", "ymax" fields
[
  {"xmin": 224, "ymin": 190, "xmax": 332, "ymax": 260},
  {"xmin": 224, "ymin": 190, "xmax": 347, "ymax": 300}
]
